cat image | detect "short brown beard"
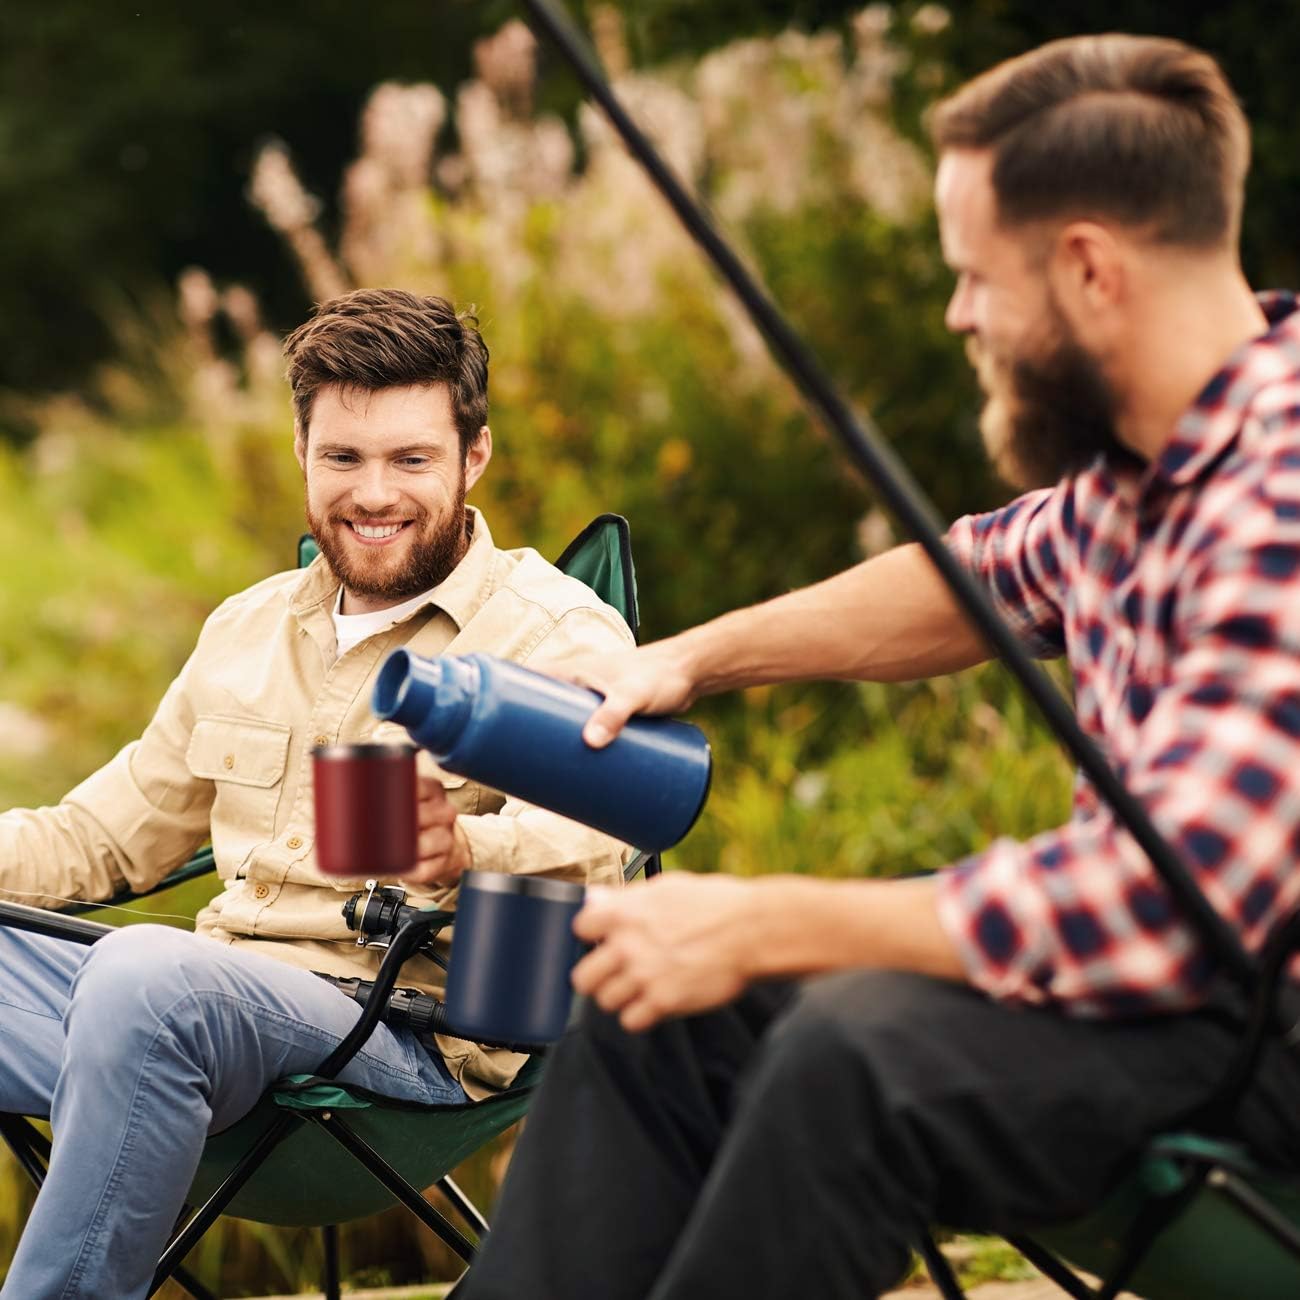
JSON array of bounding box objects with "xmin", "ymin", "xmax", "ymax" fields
[
  {"xmin": 307, "ymin": 473, "xmax": 471, "ymax": 603},
  {"xmin": 967, "ymin": 302, "xmax": 1123, "ymax": 491}
]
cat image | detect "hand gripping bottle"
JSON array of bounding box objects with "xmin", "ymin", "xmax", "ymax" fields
[{"xmin": 372, "ymin": 650, "xmax": 711, "ymax": 851}]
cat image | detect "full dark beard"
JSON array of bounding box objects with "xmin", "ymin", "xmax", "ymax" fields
[
  {"xmin": 308, "ymin": 477, "xmax": 470, "ymax": 603},
  {"xmin": 968, "ymin": 313, "xmax": 1124, "ymax": 491}
]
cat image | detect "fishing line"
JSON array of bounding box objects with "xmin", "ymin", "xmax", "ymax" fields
[{"xmin": 0, "ymin": 886, "xmax": 197, "ymax": 927}]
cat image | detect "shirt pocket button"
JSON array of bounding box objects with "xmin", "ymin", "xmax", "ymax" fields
[
  {"xmin": 286, "ymin": 835, "xmax": 303, "ymax": 850},
  {"xmin": 253, "ymin": 883, "xmax": 270, "ymax": 900},
  {"xmin": 223, "ymin": 754, "xmax": 235, "ymax": 770}
]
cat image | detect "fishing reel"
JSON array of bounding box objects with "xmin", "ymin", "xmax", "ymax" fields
[
  {"xmin": 332, "ymin": 880, "xmax": 536, "ymax": 1050},
  {"xmin": 315, "ymin": 971, "xmax": 454, "ymax": 1037},
  {"xmin": 341, "ymin": 879, "xmax": 454, "ymax": 968}
]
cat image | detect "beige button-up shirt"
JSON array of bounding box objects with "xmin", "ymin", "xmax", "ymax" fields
[{"xmin": 0, "ymin": 510, "xmax": 634, "ymax": 1097}]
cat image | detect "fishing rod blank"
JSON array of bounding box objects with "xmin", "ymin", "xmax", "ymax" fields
[{"xmin": 519, "ymin": 0, "xmax": 1256, "ymax": 986}]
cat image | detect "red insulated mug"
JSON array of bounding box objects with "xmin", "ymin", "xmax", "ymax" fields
[{"xmin": 312, "ymin": 743, "xmax": 419, "ymax": 877}]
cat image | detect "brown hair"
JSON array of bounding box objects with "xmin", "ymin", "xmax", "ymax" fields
[
  {"xmin": 928, "ymin": 34, "xmax": 1250, "ymax": 247},
  {"xmin": 284, "ymin": 288, "xmax": 489, "ymax": 454}
]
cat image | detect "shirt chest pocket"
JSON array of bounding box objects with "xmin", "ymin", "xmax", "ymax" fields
[{"xmin": 187, "ymin": 716, "xmax": 291, "ymax": 841}]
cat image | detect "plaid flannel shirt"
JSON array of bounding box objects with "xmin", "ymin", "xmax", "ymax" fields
[{"xmin": 936, "ymin": 291, "xmax": 1300, "ymax": 1015}]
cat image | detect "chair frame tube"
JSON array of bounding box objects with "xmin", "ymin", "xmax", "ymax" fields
[
  {"xmin": 1005, "ymin": 1238, "xmax": 1098, "ymax": 1300},
  {"xmin": 517, "ymin": 0, "xmax": 1256, "ymax": 990},
  {"xmin": 311, "ymin": 1112, "xmax": 478, "ymax": 1262},
  {"xmin": 1206, "ymin": 1167, "xmax": 1300, "ymax": 1257},
  {"xmin": 321, "ymin": 1222, "xmax": 341, "ymax": 1300},
  {"xmin": 437, "ymin": 1173, "xmax": 492, "ymax": 1238}
]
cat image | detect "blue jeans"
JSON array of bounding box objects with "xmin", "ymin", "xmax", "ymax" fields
[{"xmin": 0, "ymin": 924, "xmax": 467, "ymax": 1299}]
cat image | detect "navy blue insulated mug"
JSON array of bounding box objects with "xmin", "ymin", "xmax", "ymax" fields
[
  {"xmin": 444, "ymin": 871, "xmax": 586, "ymax": 1045},
  {"xmin": 371, "ymin": 651, "xmax": 712, "ymax": 851}
]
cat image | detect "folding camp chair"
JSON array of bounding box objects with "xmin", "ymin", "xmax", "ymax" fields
[
  {"xmin": 915, "ymin": 900, "xmax": 1300, "ymax": 1300},
  {"xmin": 0, "ymin": 511, "xmax": 657, "ymax": 1300}
]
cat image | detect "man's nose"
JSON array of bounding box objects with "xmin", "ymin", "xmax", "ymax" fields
[
  {"xmin": 351, "ymin": 463, "xmax": 402, "ymax": 513},
  {"xmin": 945, "ymin": 281, "xmax": 973, "ymax": 335}
]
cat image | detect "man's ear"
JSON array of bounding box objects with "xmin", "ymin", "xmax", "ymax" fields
[
  {"xmin": 293, "ymin": 425, "xmax": 307, "ymax": 474},
  {"xmin": 1050, "ymin": 221, "xmax": 1127, "ymax": 325},
  {"xmin": 464, "ymin": 425, "xmax": 493, "ymax": 493}
]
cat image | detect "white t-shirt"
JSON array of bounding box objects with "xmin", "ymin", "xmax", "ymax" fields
[{"xmin": 331, "ymin": 586, "xmax": 437, "ymax": 659}]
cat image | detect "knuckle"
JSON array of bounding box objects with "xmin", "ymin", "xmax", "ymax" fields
[{"xmin": 594, "ymin": 985, "xmax": 623, "ymax": 1012}]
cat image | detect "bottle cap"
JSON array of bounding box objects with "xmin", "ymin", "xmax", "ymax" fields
[{"xmin": 372, "ymin": 651, "xmax": 477, "ymax": 755}]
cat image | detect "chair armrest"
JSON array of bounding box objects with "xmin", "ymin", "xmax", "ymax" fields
[
  {"xmin": 58, "ymin": 845, "xmax": 217, "ymax": 915},
  {"xmin": 625, "ymin": 850, "xmax": 661, "ymax": 881},
  {"xmin": 0, "ymin": 899, "xmax": 113, "ymax": 945}
]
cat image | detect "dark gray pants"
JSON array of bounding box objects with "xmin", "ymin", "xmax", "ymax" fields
[{"xmin": 460, "ymin": 971, "xmax": 1300, "ymax": 1300}]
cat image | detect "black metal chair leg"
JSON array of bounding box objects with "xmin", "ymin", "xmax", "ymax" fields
[
  {"xmin": 1007, "ymin": 1237, "xmax": 1098, "ymax": 1299},
  {"xmin": 0, "ymin": 1113, "xmax": 51, "ymax": 1161},
  {"xmin": 311, "ymin": 1113, "xmax": 477, "ymax": 1262},
  {"xmin": 1208, "ymin": 1167, "xmax": 1300, "ymax": 1258},
  {"xmin": 0, "ymin": 1117, "xmax": 217, "ymax": 1300},
  {"xmin": 0, "ymin": 1114, "xmax": 50, "ymax": 1190},
  {"xmin": 919, "ymin": 1233, "xmax": 968, "ymax": 1299},
  {"xmin": 150, "ymin": 1111, "xmax": 303, "ymax": 1297},
  {"xmin": 322, "ymin": 1223, "xmax": 341, "ymax": 1300},
  {"xmin": 435, "ymin": 1173, "xmax": 490, "ymax": 1237}
]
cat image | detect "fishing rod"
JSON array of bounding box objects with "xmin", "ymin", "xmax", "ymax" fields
[{"xmin": 519, "ymin": 0, "xmax": 1257, "ymax": 987}]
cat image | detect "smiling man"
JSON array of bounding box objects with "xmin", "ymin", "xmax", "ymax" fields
[
  {"xmin": 303, "ymin": 382, "xmax": 484, "ymax": 612},
  {"xmin": 0, "ymin": 288, "xmax": 633, "ymax": 1300},
  {"xmin": 458, "ymin": 35, "xmax": 1300, "ymax": 1300}
]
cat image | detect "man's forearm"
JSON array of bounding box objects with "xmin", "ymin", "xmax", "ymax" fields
[
  {"xmin": 571, "ymin": 870, "xmax": 968, "ymax": 1032},
  {"xmin": 461, "ymin": 803, "xmax": 629, "ymax": 884},
  {"xmin": 741, "ymin": 874, "xmax": 966, "ymax": 983},
  {"xmin": 0, "ymin": 744, "xmax": 211, "ymax": 908},
  {"xmin": 672, "ymin": 543, "xmax": 987, "ymax": 697},
  {"xmin": 563, "ymin": 542, "xmax": 989, "ymax": 747}
]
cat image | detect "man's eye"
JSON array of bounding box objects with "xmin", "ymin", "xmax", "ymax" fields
[
  {"xmin": 397, "ymin": 457, "xmax": 430, "ymax": 468},
  {"xmin": 323, "ymin": 453, "xmax": 357, "ymax": 465}
]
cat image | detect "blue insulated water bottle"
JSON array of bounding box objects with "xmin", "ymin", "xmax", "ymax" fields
[{"xmin": 371, "ymin": 651, "xmax": 712, "ymax": 850}]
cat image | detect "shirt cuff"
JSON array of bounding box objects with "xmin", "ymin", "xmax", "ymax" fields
[{"xmin": 457, "ymin": 808, "xmax": 628, "ymax": 886}]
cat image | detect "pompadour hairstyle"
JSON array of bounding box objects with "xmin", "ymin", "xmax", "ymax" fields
[{"xmin": 928, "ymin": 34, "xmax": 1250, "ymax": 247}]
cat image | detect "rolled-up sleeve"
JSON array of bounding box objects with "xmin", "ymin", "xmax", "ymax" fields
[
  {"xmin": 0, "ymin": 654, "xmax": 213, "ymax": 907},
  {"xmin": 947, "ymin": 486, "xmax": 1068, "ymax": 660}
]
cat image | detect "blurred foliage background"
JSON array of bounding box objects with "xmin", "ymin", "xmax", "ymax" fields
[{"xmin": 1, "ymin": 1, "xmax": 1296, "ymax": 1293}]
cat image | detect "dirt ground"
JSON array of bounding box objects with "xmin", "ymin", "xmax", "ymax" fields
[
  {"xmin": 884, "ymin": 1282, "xmax": 1062, "ymax": 1300},
  {"xmin": 249, "ymin": 1277, "xmax": 1124, "ymax": 1300},
  {"xmin": 885, "ymin": 1277, "xmax": 1131, "ymax": 1299}
]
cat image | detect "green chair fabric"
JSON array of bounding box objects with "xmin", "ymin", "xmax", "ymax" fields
[
  {"xmin": 298, "ymin": 533, "xmax": 320, "ymax": 569},
  {"xmin": 189, "ymin": 1059, "xmax": 546, "ymax": 1227},
  {"xmin": 1031, "ymin": 1135, "xmax": 1300, "ymax": 1300},
  {"xmin": 554, "ymin": 513, "xmax": 639, "ymax": 639}
]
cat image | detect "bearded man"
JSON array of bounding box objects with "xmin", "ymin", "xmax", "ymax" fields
[
  {"xmin": 457, "ymin": 34, "xmax": 1300, "ymax": 1300},
  {"xmin": 0, "ymin": 288, "xmax": 633, "ymax": 1300}
]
